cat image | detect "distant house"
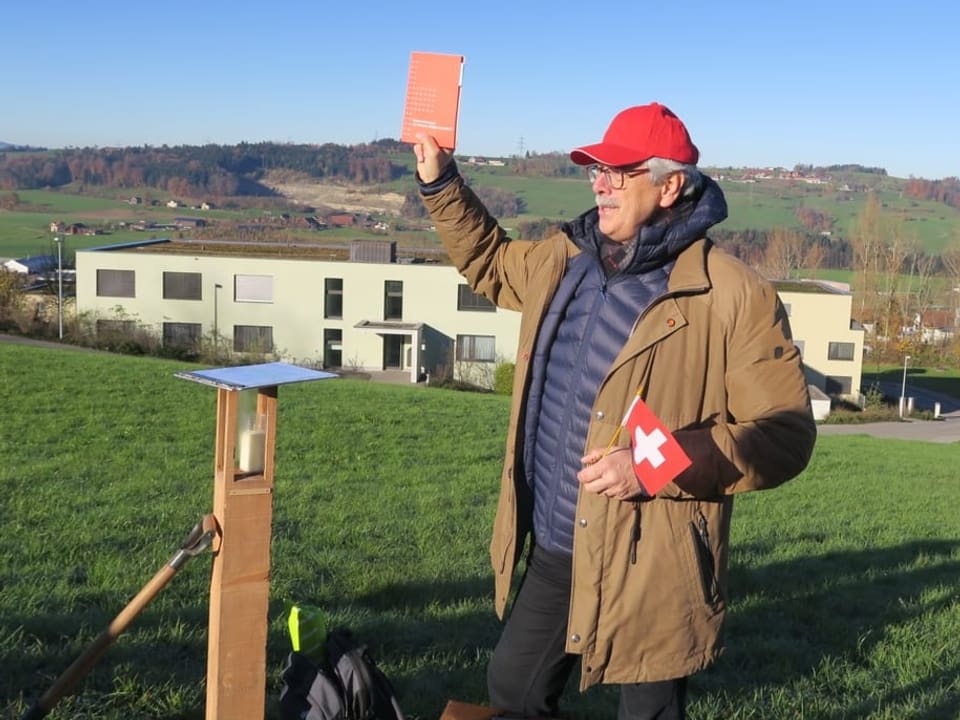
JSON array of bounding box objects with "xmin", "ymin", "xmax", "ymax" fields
[
  {"xmin": 174, "ymin": 216, "xmax": 207, "ymax": 229},
  {"xmin": 49, "ymin": 221, "xmax": 66, "ymax": 233},
  {"xmin": 166, "ymin": 200, "xmax": 181, "ymax": 208},
  {"xmin": 911, "ymin": 309, "xmax": 957, "ymax": 344},
  {"xmin": 66, "ymin": 223, "xmax": 88, "ymax": 235},
  {"xmin": 128, "ymin": 196, "xmax": 143, "ymax": 206},
  {"xmin": 200, "ymin": 201, "xmax": 215, "ymax": 210},
  {"xmin": 326, "ymin": 213, "xmax": 356, "ymax": 227},
  {"xmin": 465, "ymin": 156, "xmax": 507, "ymax": 167},
  {"xmin": 4, "ymin": 255, "xmax": 57, "ymax": 274}
]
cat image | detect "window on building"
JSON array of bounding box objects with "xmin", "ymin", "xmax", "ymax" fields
[
  {"xmin": 323, "ymin": 329, "xmax": 342, "ymax": 369},
  {"xmin": 325, "ymin": 278, "xmax": 343, "ymax": 319},
  {"xmin": 826, "ymin": 375, "xmax": 852, "ymax": 395},
  {"xmin": 96, "ymin": 269, "xmax": 135, "ymax": 298},
  {"xmin": 828, "ymin": 341, "xmax": 855, "ymax": 361},
  {"xmin": 457, "ymin": 284, "xmax": 496, "ymax": 312},
  {"xmin": 163, "ymin": 322, "xmax": 202, "ymax": 349},
  {"xmin": 384, "ymin": 280, "xmax": 403, "ymax": 320},
  {"xmin": 235, "ymin": 274, "xmax": 273, "ymax": 303},
  {"xmin": 163, "ymin": 271, "xmax": 202, "ymax": 300},
  {"xmin": 96, "ymin": 319, "xmax": 136, "ymax": 336},
  {"xmin": 456, "ymin": 334, "xmax": 496, "ymax": 362},
  {"xmin": 234, "ymin": 325, "xmax": 273, "ymax": 353}
]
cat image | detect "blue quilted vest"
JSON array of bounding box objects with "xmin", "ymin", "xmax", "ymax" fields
[
  {"xmin": 524, "ymin": 254, "xmax": 669, "ymax": 555},
  {"xmin": 523, "ymin": 177, "xmax": 729, "ymax": 556}
]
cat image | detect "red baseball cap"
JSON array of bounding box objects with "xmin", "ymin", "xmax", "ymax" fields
[{"xmin": 570, "ymin": 102, "xmax": 699, "ymax": 167}]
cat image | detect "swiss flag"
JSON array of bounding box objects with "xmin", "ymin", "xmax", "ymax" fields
[{"xmin": 621, "ymin": 393, "xmax": 692, "ymax": 495}]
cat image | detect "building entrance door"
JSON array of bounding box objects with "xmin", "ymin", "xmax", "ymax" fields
[{"xmin": 383, "ymin": 335, "xmax": 404, "ymax": 370}]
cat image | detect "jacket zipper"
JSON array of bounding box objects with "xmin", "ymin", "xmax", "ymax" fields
[
  {"xmin": 630, "ymin": 501, "xmax": 641, "ymax": 565},
  {"xmin": 689, "ymin": 509, "xmax": 720, "ymax": 606}
]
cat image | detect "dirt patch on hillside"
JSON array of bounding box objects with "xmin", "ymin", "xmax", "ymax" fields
[
  {"xmin": 264, "ymin": 171, "xmax": 406, "ymax": 216},
  {"xmin": 72, "ymin": 208, "xmax": 146, "ymax": 221}
]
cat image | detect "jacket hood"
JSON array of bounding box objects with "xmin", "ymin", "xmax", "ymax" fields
[{"xmin": 563, "ymin": 174, "xmax": 728, "ymax": 274}]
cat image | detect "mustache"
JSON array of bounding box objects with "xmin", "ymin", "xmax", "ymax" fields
[{"xmin": 596, "ymin": 196, "xmax": 619, "ymax": 208}]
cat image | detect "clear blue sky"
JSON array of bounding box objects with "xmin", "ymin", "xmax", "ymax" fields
[{"xmin": 3, "ymin": 1, "xmax": 958, "ymax": 179}]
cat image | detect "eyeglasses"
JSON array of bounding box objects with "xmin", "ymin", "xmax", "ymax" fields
[{"xmin": 586, "ymin": 164, "xmax": 650, "ymax": 189}]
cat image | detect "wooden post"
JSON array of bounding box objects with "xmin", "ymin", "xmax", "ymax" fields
[
  {"xmin": 175, "ymin": 362, "xmax": 336, "ymax": 720},
  {"xmin": 205, "ymin": 387, "xmax": 277, "ymax": 720}
]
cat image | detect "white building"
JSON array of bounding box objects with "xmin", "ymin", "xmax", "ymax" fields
[
  {"xmin": 75, "ymin": 239, "xmax": 520, "ymax": 385},
  {"xmin": 4, "ymin": 255, "xmax": 58, "ymax": 274},
  {"xmin": 775, "ymin": 279, "xmax": 865, "ymax": 404},
  {"xmin": 75, "ymin": 239, "xmax": 863, "ymax": 399}
]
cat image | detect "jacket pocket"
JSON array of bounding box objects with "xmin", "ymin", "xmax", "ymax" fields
[{"xmin": 688, "ymin": 513, "xmax": 721, "ymax": 609}]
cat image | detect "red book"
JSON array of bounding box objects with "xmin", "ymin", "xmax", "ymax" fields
[{"xmin": 400, "ymin": 51, "xmax": 464, "ymax": 150}]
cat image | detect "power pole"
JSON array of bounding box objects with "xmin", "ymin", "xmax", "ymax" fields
[{"xmin": 55, "ymin": 236, "xmax": 64, "ymax": 339}]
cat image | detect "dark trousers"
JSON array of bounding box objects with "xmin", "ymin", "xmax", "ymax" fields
[{"xmin": 487, "ymin": 546, "xmax": 686, "ymax": 720}]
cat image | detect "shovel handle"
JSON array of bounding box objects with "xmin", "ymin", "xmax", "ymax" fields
[{"xmin": 21, "ymin": 514, "xmax": 217, "ymax": 720}]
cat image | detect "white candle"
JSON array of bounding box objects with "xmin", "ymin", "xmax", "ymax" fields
[{"xmin": 238, "ymin": 427, "xmax": 266, "ymax": 473}]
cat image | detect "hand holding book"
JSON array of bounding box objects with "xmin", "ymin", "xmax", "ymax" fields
[{"xmin": 412, "ymin": 133, "xmax": 454, "ymax": 184}]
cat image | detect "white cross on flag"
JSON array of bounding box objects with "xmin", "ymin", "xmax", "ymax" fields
[{"xmin": 621, "ymin": 393, "xmax": 692, "ymax": 495}]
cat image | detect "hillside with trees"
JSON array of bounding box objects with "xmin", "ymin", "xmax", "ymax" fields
[{"xmin": 0, "ymin": 140, "xmax": 412, "ymax": 197}]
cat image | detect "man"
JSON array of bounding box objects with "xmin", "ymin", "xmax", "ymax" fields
[{"xmin": 413, "ymin": 103, "xmax": 815, "ymax": 720}]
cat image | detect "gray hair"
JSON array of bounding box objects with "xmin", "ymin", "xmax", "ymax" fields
[{"xmin": 643, "ymin": 158, "xmax": 702, "ymax": 200}]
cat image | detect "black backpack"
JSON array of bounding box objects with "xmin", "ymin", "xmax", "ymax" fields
[{"xmin": 279, "ymin": 628, "xmax": 405, "ymax": 720}]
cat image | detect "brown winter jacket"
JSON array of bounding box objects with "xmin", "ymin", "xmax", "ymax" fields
[{"xmin": 422, "ymin": 175, "xmax": 816, "ymax": 690}]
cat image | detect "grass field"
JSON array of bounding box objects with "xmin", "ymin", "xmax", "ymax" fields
[
  {"xmin": 0, "ymin": 188, "xmax": 442, "ymax": 261},
  {"xmin": 1, "ymin": 344, "xmax": 958, "ymax": 719},
  {"xmin": 0, "ymin": 190, "xmax": 178, "ymax": 259}
]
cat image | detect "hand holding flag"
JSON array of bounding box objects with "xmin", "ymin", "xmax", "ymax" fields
[{"xmin": 608, "ymin": 389, "xmax": 692, "ymax": 496}]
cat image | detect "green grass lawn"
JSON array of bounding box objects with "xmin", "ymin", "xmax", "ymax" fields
[{"xmin": 1, "ymin": 344, "xmax": 959, "ymax": 719}]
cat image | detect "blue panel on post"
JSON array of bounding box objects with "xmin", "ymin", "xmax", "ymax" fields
[{"xmin": 175, "ymin": 362, "xmax": 337, "ymax": 390}]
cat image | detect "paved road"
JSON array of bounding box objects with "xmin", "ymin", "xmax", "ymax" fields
[
  {"xmin": 816, "ymin": 417, "xmax": 960, "ymax": 443},
  {"xmin": 868, "ymin": 380, "xmax": 960, "ymax": 416},
  {"xmin": 817, "ymin": 379, "xmax": 960, "ymax": 443}
]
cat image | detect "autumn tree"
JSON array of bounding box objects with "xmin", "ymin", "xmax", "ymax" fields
[
  {"xmin": 794, "ymin": 206, "xmax": 834, "ymax": 234},
  {"xmin": 851, "ymin": 192, "xmax": 882, "ymax": 327},
  {"xmin": 399, "ymin": 188, "xmax": 427, "ymax": 219},
  {"xmin": 761, "ymin": 227, "xmax": 805, "ymax": 279},
  {"xmin": 473, "ymin": 187, "xmax": 525, "ymax": 217},
  {"xmin": 902, "ymin": 241, "xmax": 938, "ymax": 333},
  {"xmin": 940, "ymin": 233, "xmax": 960, "ymax": 363},
  {"xmin": 0, "ymin": 191, "xmax": 20, "ymax": 210},
  {"xmin": 850, "ymin": 192, "xmax": 922, "ymax": 362},
  {"xmin": 0, "ymin": 268, "xmax": 24, "ymax": 326}
]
